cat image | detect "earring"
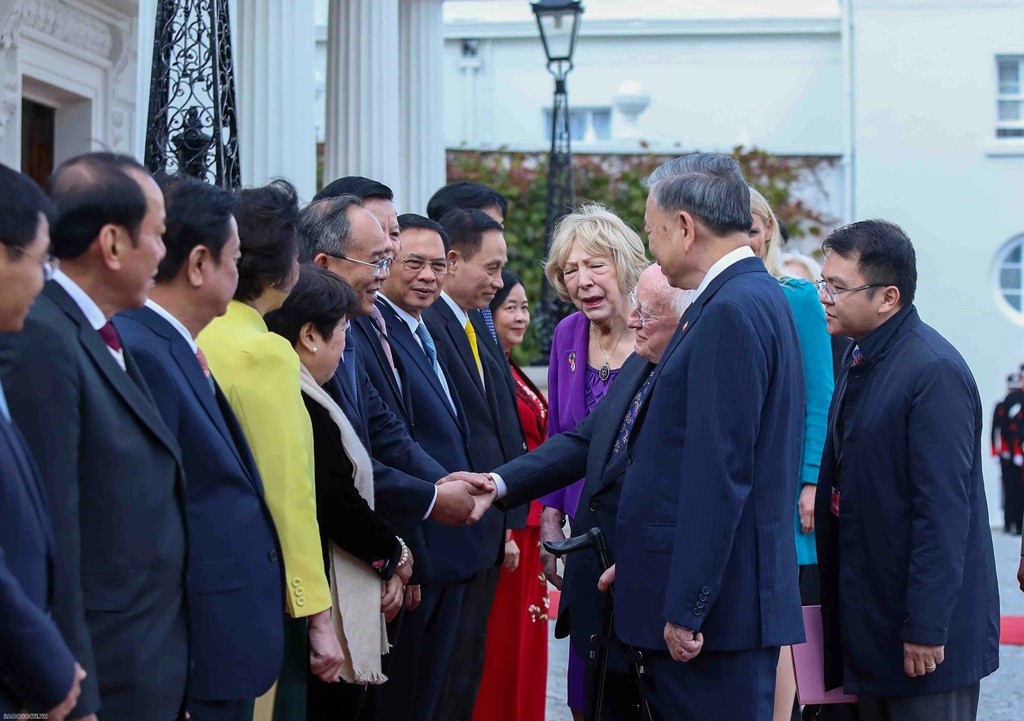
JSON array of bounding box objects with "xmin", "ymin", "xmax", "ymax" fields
[{"xmin": 311, "ymin": 346, "xmax": 318, "ymax": 352}]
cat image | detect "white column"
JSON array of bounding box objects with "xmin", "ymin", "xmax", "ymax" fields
[
  {"xmin": 235, "ymin": 0, "xmax": 316, "ymax": 199},
  {"xmin": 398, "ymin": 0, "xmax": 446, "ymax": 214},
  {"xmin": 324, "ymin": 0, "xmax": 401, "ymax": 196}
]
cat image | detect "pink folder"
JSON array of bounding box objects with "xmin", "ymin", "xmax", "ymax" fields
[{"xmin": 791, "ymin": 605, "xmax": 858, "ymax": 705}]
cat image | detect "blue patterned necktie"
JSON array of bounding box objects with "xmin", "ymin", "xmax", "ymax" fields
[
  {"xmin": 851, "ymin": 345, "xmax": 864, "ymax": 366},
  {"xmin": 611, "ymin": 369, "xmax": 657, "ymax": 457},
  {"xmin": 415, "ymin": 322, "xmax": 457, "ymax": 413},
  {"xmin": 481, "ymin": 307, "xmax": 499, "ymax": 344},
  {"xmin": 415, "ymin": 322, "xmax": 441, "ymax": 376},
  {"xmin": 0, "ymin": 381, "xmax": 10, "ymax": 422}
]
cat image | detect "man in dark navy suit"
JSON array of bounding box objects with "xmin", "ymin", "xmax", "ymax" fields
[
  {"xmin": 0, "ymin": 153, "xmax": 189, "ymax": 721},
  {"xmin": 0, "ymin": 164, "xmax": 85, "ymax": 720},
  {"xmin": 114, "ymin": 176, "xmax": 285, "ymax": 721},
  {"xmin": 367, "ymin": 214, "xmax": 493, "ymax": 721},
  {"xmin": 500, "ymin": 153, "xmax": 807, "ymax": 721},
  {"xmin": 475, "ymin": 154, "xmax": 808, "ymax": 721},
  {"xmin": 815, "ymin": 220, "xmax": 999, "ymax": 721},
  {"xmin": 479, "ymin": 265, "xmax": 694, "ymax": 720},
  {"xmin": 300, "ymin": 193, "xmax": 479, "ymax": 533}
]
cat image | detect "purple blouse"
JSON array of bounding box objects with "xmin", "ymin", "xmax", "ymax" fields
[{"xmin": 539, "ymin": 311, "xmax": 622, "ymax": 518}]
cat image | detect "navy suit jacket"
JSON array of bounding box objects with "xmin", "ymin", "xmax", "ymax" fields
[
  {"xmin": 815, "ymin": 305, "xmax": 1000, "ymax": 697},
  {"xmin": 327, "ymin": 329, "xmax": 448, "ymax": 529},
  {"xmin": 496, "ymin": 353, "xmax": 650, "ymax": 669},
  {"xmin": 371, "ymin": 299, "xmax": 501, "ymax": 579},
  {"xmin": 0, "ymin": 281, "xmax": 188, "ymax": 719},
  {"xmin": 352, "ymin": 314, "xmax": 414, "ymax": 427},
  {"xmin": 351, "ymin": 314, "xmax": 431, "ymax": 582},
  {"xmin": 0, "ymin": 409, "xmax": 76, "ymax": 712},
  {"xmin": 615, "ymin": 257, "xmax": 805, "ymax": 652},
  {"xmin": 115, "ymin": 307, "xmax": 285, "ymax": 701}
]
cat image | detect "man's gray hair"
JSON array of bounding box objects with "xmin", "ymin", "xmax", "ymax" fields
[
  {"xmin": 298, "ymin": 193, "xmax": 362, "ymax": 262},
  {"xmin": 645, "ymin": 153, "xmax": 752, "ymax": 237},
  {"xmin": 669, "ymin": 288, "xmax": 697, "ymax": 319}
]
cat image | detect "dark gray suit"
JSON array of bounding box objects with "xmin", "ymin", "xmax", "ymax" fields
[
  {"xmin": 497, "ymin": 353, "xmax": 651, "ymax": 668},
  {"xmin": 0, "ymin": 281, "xmax": 188, "ymax": 720}
]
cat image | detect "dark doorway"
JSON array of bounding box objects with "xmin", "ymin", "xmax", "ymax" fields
[{"xmin": 21, "ymin": 99, "xmax": 55, "ymax": 188}]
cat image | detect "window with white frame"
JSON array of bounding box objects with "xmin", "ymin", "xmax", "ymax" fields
[
  {"xmin": 544, "ymin": 106, "xmax": 612, "ymax": 144},
  {"xmin": 996, "ymin": 234, "xmax": 1024, "ymax": 316},
  {"xmin": 997, "ymin": 56, "xmax": 1024, "ymax": 139}
]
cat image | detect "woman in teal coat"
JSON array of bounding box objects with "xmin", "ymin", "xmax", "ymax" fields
[{"xmin": 748, "ymin": 187, "xmax": 835, "ymax": 721}]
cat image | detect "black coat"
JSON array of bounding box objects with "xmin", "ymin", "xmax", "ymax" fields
[
  {"xmin": 815, "ymin": 304, "xmax": 1000, "ymax": 697},
  {"xmin": 0, "ymin": 282, "xmax": 188, "ymax": 719},
  {"xmin": 497, "ymin": 353, "xmax": 651, "ymax": 670}
]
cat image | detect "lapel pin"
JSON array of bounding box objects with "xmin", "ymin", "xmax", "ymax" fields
[
  {"xmin": 568, "ymin": 351, "xmax": 577, "ymax": 373},
  {"xmin": 681, "ymin": 321, "xmax": 688, "ymax": 331}
]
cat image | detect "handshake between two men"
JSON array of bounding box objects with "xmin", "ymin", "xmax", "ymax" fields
[
  {"xmin": 430, "ymin": 470, "xmax": 707, "ymax": 665},
  {"xmin": 429, "ymin": 471, "xmax": 498, "ymax": 525}
]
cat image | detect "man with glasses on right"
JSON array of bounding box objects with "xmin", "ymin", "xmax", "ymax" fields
[{"xmin": 815, "ymin": 219, "xmax": 999, "ymax": 721}]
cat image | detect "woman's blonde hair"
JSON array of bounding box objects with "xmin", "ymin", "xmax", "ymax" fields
[
  {"xmin": 748, "ymin": 186, "xmax": 786, "ymax": 279},
  {"xmin": 543, "ymin": 203, "xmax": 649, "ymax": 303}
]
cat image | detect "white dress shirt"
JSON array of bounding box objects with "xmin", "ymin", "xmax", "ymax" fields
[
  {"xmin": 53, "ymin": 270, "xmax": 125, "ymax": 370},
  {"xmin": 145, "ymin": 299, "xmax": 198, "ymax": 352},
  {"xmin": 693, "ymin": 245, "xmax": 755, "ymax": 301},
  {"xmin": 439, "ymin": 291, "xmax": 485, "ymax": 390}
]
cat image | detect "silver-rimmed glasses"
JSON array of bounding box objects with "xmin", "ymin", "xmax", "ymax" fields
[
  {"xmin": 814, "ymin": 279, "xmax": 890, "ymax": 303},
  {"xmin": 335, "ymin": 254, "xmax": 393, "ymax": 278}
]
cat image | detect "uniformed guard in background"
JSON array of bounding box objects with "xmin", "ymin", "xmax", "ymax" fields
[{"xmin": 993, "ymin": 371, "xmax": 1024, "ymax": 534}]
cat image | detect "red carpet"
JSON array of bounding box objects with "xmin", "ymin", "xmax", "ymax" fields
[
  {"xmin": 548, "ymin": 589, "xmax": 560, "ymax": 620},
  {"xmin": 1002, "ymin": 616, "xmax": 1024, "ymax": 645}
]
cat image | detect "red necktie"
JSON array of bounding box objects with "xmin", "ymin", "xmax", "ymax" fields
[
  {"xmin": 195, "ymin": 347, "xmax": 212, "ymax": 378},
  {"xmin": 98, "ymin": 321, "xmax": 122, "ymax": 352}
]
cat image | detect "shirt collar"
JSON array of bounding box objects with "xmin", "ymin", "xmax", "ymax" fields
[
  {"xmin": 380, "ymin": 295, "xmax": 421, "ymax": 335},
  {"xmin": 693, "ymin": 246, "xmax": 756, "ymax": 301},
  {"xmin": 144, "ymin": 299, "xmax": 198, "ymax": 353},
  {"xmin": 53, "ymin": 270, "xmax": 106, "ymax": 331},
  {"xmin": 440, "ymin": 291, "xmax": 470, "ymax": 328}
]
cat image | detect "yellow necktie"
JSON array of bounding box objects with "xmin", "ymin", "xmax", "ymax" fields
[{"xmin": 464, "ymin": 318, "xmax": 484, "ymax": 380}]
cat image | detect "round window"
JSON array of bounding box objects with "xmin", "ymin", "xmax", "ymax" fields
[{"xmin": 995, "ymin": 234, "xmax": 1024, "ymax": 319}]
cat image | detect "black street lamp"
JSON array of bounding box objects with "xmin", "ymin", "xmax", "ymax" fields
[{"xmin": 531, "ymin": 0, "xmax": 584, "ymax": 362}]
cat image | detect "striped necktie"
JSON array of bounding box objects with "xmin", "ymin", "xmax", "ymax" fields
[
  {"xmin": 464, "ymin": 318, "xmax": 484, "ymax": 381},
  {"xmin": 415, "ymin": 322, "xmax": 456, "ymax": 413}
]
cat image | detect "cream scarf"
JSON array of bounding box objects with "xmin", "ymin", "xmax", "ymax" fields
[{"xmin": 300, "ymin": 364, "xmax": 389, "ymax": 684}]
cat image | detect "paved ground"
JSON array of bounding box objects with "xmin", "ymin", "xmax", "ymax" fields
[{"xmin": 545, "ymin": 529, "xmax": 1024, "ymax": 721}]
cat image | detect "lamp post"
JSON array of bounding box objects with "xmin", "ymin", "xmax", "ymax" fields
[{"xmin": 531, "ymin": 0, "xmax": 583, "ymax": 362}]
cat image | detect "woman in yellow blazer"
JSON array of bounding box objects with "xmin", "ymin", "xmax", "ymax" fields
[{"xmin": 197, "ymin": 180, "xmax": 345, "ymax": 721}]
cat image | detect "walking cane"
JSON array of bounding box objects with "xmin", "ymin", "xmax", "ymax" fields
[{"xmin": 544, "ymin": 528, "xmax": 654, "ymax": 721}]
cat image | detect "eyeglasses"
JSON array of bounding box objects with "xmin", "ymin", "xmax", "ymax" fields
[
  {"xmin": 629, "ymin": 290, "xmax": 659, "ymax": 328},
  {"xmin": 333, "ymin": 254, "xmax": 393, "ymax": 278},
  {"xmin": 12, "ymin": 247, "xmax": 60, "ymax": 280},
  {"xmin": 814, "ymin": 279, "xmax": 891, "ymax": 303},
  {"xmin": 398, "ymin": 256, "xmax": 449, "ymax": 275}
]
